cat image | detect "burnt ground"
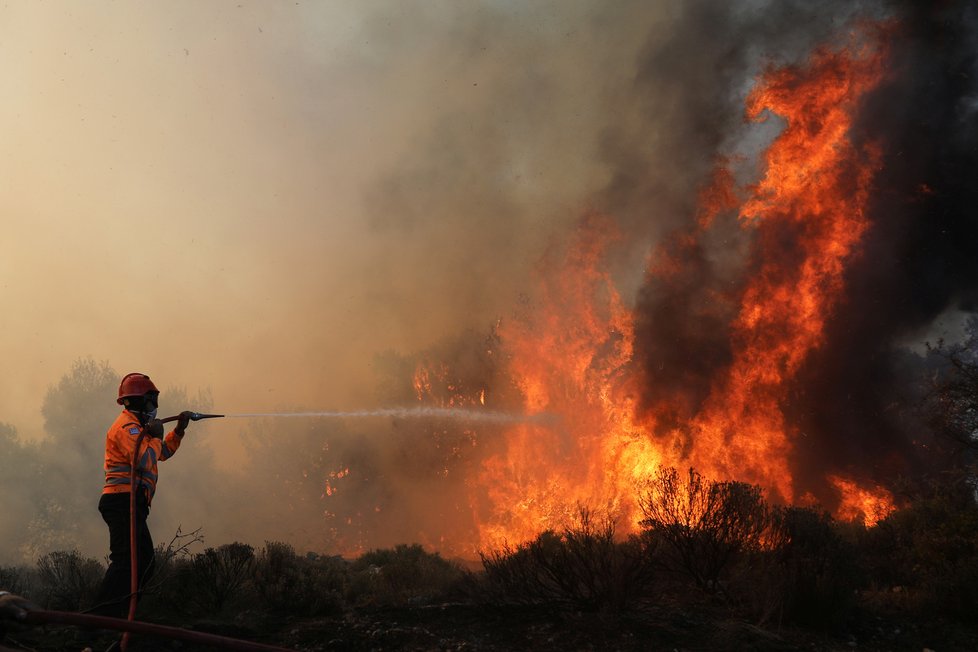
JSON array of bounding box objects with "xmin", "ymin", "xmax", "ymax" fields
[{"xmin": 7, "ymin": 600, "xmax": 977, "ymax": 652}]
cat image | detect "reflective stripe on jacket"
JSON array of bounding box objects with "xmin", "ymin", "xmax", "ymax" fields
[{"xmin": 102, "ymin": 409, "xmax": 182, "ymax": 501}]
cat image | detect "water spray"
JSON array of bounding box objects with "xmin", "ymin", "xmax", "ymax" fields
[
  {"xmin": 226, "ymin": 407, "xmax": 549, "ymax": 423},
  {"xmin": 160, "ymin": 407, "xmax": 550, "ymax": 425}
]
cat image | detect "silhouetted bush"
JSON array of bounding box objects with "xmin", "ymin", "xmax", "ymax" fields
[
  {"xmin": 480, "ymin": 507, "xmax": 653, "ymax": 612},
  {"xmin": 639, "ymin": 467, "xmax": 770, "ymax": 594},
  {"xmin": 4, "ymin": 468, "xmax": 974, "ymax": 644},
  {"xmin": 0, "ymin": 565, "xmax": 32, "ymax": 598},
  {"xmin": 140, "ymin": 527, "xmax": 205, "ymax": 615},
  {"xmin": 745, "ymin": 506, "xmax": 860, "ymax": 627},
  {"xmin": 150, "ymin": 556, "xmax": 196, "ymax": 616},
  {"xmin": 187, "ymin": 542, "xmax": 256, "ymax": 613},
  {"xmin": 35, "ymin": 550, "xmax": 103, "ymax": 611},
  {"xmin": 861, "ymin": 476, "xmax": 978, "ymax": 621},
  {"xmin": 253, "ymin": 541, "xmax": 347, "ymax": 616},
  {"xmin": 350, "ymin": 543, "xmax": 465, "ymax": 606},
  {"xmin": 480, "ymin": 538, "xmax": 552, "ymax": 604}
]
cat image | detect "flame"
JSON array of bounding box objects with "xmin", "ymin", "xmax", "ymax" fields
[
  {"xmin": 323, "ymin": 467, "xmax": 350, "ymax": 498},
  {"xmin": 829, "ymin": 475, "xmax": 896, "ymax": 526},
  {"xmin": 473, "ymin": 213, "xmax": 659, "ymax": 547},
  {"xmin": 467, "ymin": 26, "xmax": 894, "ymax": 549},
  {"xmin": 316, "ymin": 25, "xmax": 898, "ymax": 555},
  {"xmin": 679, "ymin": 39, "xmax": 888, "ymax": 503},
  {"xmin": 413, "ymin": 361, "xmax": 487, "ymax": 408}
]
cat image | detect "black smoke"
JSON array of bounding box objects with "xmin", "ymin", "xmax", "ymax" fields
[
  {"xmin": 790, "ymin": 0, "xmax": 978, "ymax": 500},
  {"xmin": 621, "ymin": 0, "xmax": 978, "ymax": 504}
]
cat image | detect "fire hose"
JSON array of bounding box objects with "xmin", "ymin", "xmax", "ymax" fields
[
  {"xmin": 122, "ymin": 412, "xmax": 223, "ymax": 651},
  {"xmin": 22, "ymin": 609, "xmax": 292, "ymax": 651}
]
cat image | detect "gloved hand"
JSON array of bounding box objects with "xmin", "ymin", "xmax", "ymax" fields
[
  {"xmin": 176, "ymin": 411, "xmax": 194, "ymax": 435},
  {"xmin": 145, "ymin": 419, "xmax": 165, "ymax": 439},
  {"xmin": 0, "ymin": 591, "xmax": 38, "ymax": 623}
]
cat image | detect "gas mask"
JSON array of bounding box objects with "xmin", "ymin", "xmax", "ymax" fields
[
  {"xmin": 143, "ymin": 394, "xmax": 160, "ymax": 421},
  {"xmin": 127, "ymin": 394, "xmax": 159, "ymax": 423}
]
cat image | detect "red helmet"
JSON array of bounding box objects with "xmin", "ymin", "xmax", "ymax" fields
[{"xmin": 117, "ymin": 373, "xmax": 159, "ymax": 405}]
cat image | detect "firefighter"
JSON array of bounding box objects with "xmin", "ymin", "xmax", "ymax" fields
[{"xmin": 90, "ymin": 373, "xmax": 193, "ymax": 619}]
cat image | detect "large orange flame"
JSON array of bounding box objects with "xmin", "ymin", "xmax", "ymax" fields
[
  {"xmin": 681, "ymin": 39, "xmax": 887, "ymax": 503},
  {"xmin": 464, "ymin": 26, "xmax": 894, "ymax": 551}
]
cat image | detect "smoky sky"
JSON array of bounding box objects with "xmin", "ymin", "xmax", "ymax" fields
[
  {"xmin": 2, "ymin": 0, "xmax": 972, "ymax": 562},
  {"xmin": 0, "ymin": 0, "xmax": 675, "ymax": 561},
  {"xmin": 0, "ymin": 1, "xmax": 654, "ymax": 439}
]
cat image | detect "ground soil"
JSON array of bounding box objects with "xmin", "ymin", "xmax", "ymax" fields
[{"xmin": 7, "ymin": 601, "xmax": 977, "ymax": 652}]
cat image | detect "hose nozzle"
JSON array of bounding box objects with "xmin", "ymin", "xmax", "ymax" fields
[
  {"xmin": 190, "ymin": 412, "xmax": 224, "ymax": 421},
  {"xmin": 160, "ymin": 412, "xmax": 225, "ymax": 425}
]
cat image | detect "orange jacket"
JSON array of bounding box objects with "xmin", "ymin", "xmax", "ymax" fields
[{"xmin": 102, "ymin": 409, "xmax": 183, "ymax": 502}]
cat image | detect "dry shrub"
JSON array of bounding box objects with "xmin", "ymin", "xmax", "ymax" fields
[
  {"xmin": 350, "ymin": 543, "xmax": 465, "ymax": 606},
  {"xmin": 639, "ymin": 467, "xmax": 769, "ymax": 594},
  {"xmin": 480, "ymin": 507, "xmax": 653, "ymax": 612},
  {"xmin": 154, "ymin": 542, "xmax": 257, "ymax": 616},
  {"xmin": 861, "ymin": 476, "xmax": 978, "ymax": 621},
  {"xmin": 35, "ymin": 550, "xmax": 103, "ymax": 611},
  {"xmin": 0, "ymin": 565, "xmax": 33, "ymax": 598},
  {"xmin": 140, "ymin": 527, "xmax": 204, "ymax": 614},
  {"xmin": 186, "ymin": 542, "xmax": 256, "ymax": 614},
  {"xmin": 746, "ymin": 506, "xmax": 859, "ymax": 627},
  {"xmin": 253, "ymin": 541, "xmax": 347, "ymax": 615}
]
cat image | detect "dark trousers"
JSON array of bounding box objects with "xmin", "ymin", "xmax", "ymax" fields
[{"xmin": 91, "ymin": 492, "xmax": 155, "ymax": 619}]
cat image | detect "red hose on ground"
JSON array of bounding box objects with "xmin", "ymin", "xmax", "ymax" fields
[{"xmin": 23, "ymin": 610, "xmax": 294, "ymax": 651}]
